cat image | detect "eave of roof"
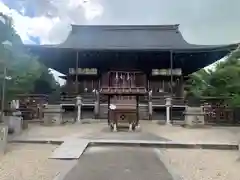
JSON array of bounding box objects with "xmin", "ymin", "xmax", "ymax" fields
[
  {"xmin": 24, "ymin": 43, "xmax": 237, "ymax": 53},
  {"xmin": 23, "ymin": 24, "xmax": 239, "ymax": 75},
  {"xmin": 24, "ymin": 24, "xmax": 238, "ymax": 52}
]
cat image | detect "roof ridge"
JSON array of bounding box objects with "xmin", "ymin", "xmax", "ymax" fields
[{"xmin": 71, "ymin": 24, "xmax": 180, "ymax": 32}]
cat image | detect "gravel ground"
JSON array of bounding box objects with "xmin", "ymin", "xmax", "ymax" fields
[
  {"xmin": 162, "ymin": 149, "xmax": 240, "ymax": 180},
  {"xmin": 16, "ymin": 121, "xmax": 240, "ymax": 144},
  {"xmin": 0, "ymin": 144, "xmax": 69, "ymax": 180},
  {"xmin": 15, "ymin": 123, "xmax": 106, "ymax": 140},
  {"xmin": 143, "ymin": 122, "xmax": 240, "ymax": 143}
]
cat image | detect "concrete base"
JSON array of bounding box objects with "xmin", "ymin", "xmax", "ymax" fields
[
  {"xmin": 4, "ymin": 116, "xmax": 23, "ymax": 135},
  {"xmin": 0, "ymin": 125, "xmax": 8, "ymax": 154},
  {"xmin": 43, "ymin": 105, "xmax": 64, "ymax": 126},
  {"xmin": 43, "ymin": 114, "xmax": 54, "ymax": 126},
  {"xmin": 184, "ymin": 106, "xmax": 205, "ymax": 128},
  {"xmin": 22, "ymin": 121, "xmax": 28, "ymax": 129},
  {"xmin": 135, "ymin": 125, "xmax": 142, "ymax": 132},
  {"xmin": 165, "ymin": 122, "xmax": 172, "ymax": 126}
]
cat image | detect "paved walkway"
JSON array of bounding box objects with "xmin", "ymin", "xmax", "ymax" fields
[{"xmin": 63, "ymin": 147, "xmax": 174, "ymax": 180}]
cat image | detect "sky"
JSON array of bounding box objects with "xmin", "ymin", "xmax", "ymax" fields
[{"xmin": 0, "ymin": 0, "xmax": 240, "ymax": 84}]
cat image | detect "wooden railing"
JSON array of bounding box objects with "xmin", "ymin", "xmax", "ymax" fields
[
  {"xmin": 61, "ymin": 93, "xmax": 96, "ymax": 105},
  {"xmin": 152, "ymin": 96, "xmax": 186, "ymax": 106}
]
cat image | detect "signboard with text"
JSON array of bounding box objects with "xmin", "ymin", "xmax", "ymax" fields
[
  {"xmin": 69, "ymin": 68, "xmax": 98, "ymax": 75},
  {"xmin": 151, "ymin": 69, "xmax": 182, "ymax": 76}
]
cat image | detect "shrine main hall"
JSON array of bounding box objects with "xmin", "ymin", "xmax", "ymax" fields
[{"xmin": 25, "ymin": 24, "xmax": 237, "ymax": 125}]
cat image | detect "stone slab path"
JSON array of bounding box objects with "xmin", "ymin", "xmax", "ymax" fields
[
  {"xmin": 50, "ymin": 138, "xmax": 238, "ymax": 160},
  {"xmin": 50, "ymin": 139, "xmax": 89, "ymax": 159},
  {"xmin": 62, "ymin": 147, "xmax": 174, "ymax": 180}
]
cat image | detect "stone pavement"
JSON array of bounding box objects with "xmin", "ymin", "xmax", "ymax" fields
[
  {"xmin": 50, "ymin": 139, "xmax": 89, "ymax": 159},
  {"xmin": 62, "ymin": 147, "xmax": 174, "ymax": 180}
]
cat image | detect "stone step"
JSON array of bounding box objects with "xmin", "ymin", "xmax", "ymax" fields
[{"xmin": 50, "ymin": 139, "xmax": 89, "ymax": 159}]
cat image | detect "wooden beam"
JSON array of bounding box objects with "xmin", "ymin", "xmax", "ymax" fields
[{"xmin": 75, "ymin": 51, "xmax": 79, "ymax": 94}]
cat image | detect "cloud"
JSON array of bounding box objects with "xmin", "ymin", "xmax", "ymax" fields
[
  {"xmin": 0, "ymin": 0, "xmax": 103, "ymax": 44},
  {"xmin": 1, "ymin": 0, "xmax": 240, "ymax": 46},
  {"xmin": 1, "ymin": 0, "xmax": 240, "ymax": 73},
  {"xmin": 0, "ymin": 2, "xmax": 57, "ymax": 44},
  {"xmin": 87, "ymin": 0, "xmax": 240, "ymax": 44},
  {"xmin": 3, "ymin": 0, "xmax": 240, "ymax": 45}
]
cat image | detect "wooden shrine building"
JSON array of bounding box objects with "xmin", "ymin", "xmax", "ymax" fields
[{"xmin": 25, "ymin": 25, "xmax": 237, "ymax": 124}]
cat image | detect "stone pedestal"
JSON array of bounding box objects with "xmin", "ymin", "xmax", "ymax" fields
[
  {"xmin": 3, "ymin": 116, "xmax": 23, "ymax": 135},
  {"xmin": 43, "ymin": 105, "xmax": 64, "ymax": 126},
  {"xmin": 94, "ymin": 91, "xmax": 100, "ymax": 119},
  {"xmin": 165, "ymin": 97, "xmax": 172, "ymax": 125},
  {"xmin": 76, "ymin": 96, "xmax": 82, "ymax": 123},
  {"xmin": 0, "ymin": 125, "xmax": 8, "ymax": 154},
  {"xmin": 148, "ymin": 101, "xmax": 152, "ymax": 120},
  {"xmin": 148, "ymin": 90, "xmax": 152, "ymax": 120},
  {"xmin": 184, "ymin": 106, "xmax": 205, "ymax": 128},
  {"xmin": 22, "ymin": 120, "xmax": 28, "ymax": 129}
]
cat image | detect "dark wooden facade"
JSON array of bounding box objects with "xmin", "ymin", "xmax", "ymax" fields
[
  {"xmin": 60, "ymin": 67, "xmax": 186, "ymax": 121},
  {"xmin": 26, "ymin": 25, "xmax": 237, "ymax": 122},
  {"xmin": 62, "ymin": 68, "xmax": 184, "ymax": 97}
]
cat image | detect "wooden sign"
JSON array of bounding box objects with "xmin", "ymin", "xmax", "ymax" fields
[
  {"xmin": 152, "ymin": 69, "xmax": 182, "ymax": 76},
  {"xmin": 69, "ymin": 68, "xmax": 98, "ymax": 75}
]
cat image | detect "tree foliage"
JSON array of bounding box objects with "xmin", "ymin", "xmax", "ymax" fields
[
  {"xmin": 0, "ymin": 13, "xmax": 59, "ymax": 102},
  {"xmin": 186, "ymin": 46, "xmax": 240, "ymax": 107}
]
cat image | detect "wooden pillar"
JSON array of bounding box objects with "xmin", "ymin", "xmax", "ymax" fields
[
  {"xmin": 75, "ymin": 51, "xmax": 79, "ymax": 94},
  {"xmin": 98, "ymin": 77, "xmax": 101, "ymax": 89},
  {"xmin": 180, "ymin": 75, "xmax": 185, "ymax": 98},
  {"xmin": 170, "ymin": 51, "xmax": 173, "ymax": 124},
  {"xmin": 108, "ymin": 72, "xmax": 111, "ymax": 86},
  {"xmin": 136, "ymin": 95, "xmax": 139, "ymax": 126},
  {"xmin": 94, "ymin": 90, "xmax": 100, "ymax": 119},
  {"xmin": 107, "ymin": 95, "xmax": 110, "ymax": 125},
  {"xmin": 170, "ymin": 51, "xmax": 173, "ymax": 97}
]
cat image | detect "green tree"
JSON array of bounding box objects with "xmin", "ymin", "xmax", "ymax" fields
[
  {"xmin": 186, "ymin": 46, "xmax": 240, "ymax": 107},
  {"xmin": 0, "ymin": 13, "xmax": 58, "ymax": 102},
  {"xmin": 185, "ymin": 69, "xmax": 211, "ymax": 97}
]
